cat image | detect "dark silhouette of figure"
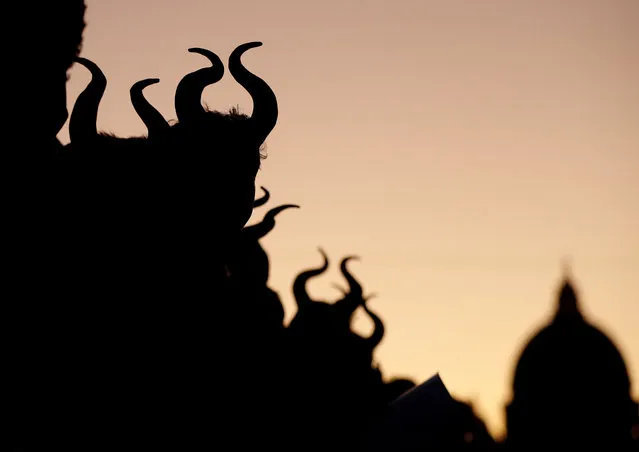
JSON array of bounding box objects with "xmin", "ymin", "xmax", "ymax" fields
[
  {"xmin": 285, "ymin": 249, "xmax": 415, "ymax": 451},
  {"xmin": 4, "ymin": 2, "xmax": 88, "ymax": 450},
  {"xmin": 51, "ymin": 44, "xmax": 278, "ymax": 449},
  {"xmin": 7, "ymin": 1, "xmax": 86, "ymax": 153},
  {"xmin": 227, "ymin": 189, "xmax": 299, "ymax": 334},
  {"xmin": 218, "ymin": 191, "xmax": 300, "ymax": 448},
  {"xmin": 504, "ymin": 267, "xmax": 638, "ymax": 449},
  {"xmin": 5, "ymin": 0, "xmax": 281, "ymax": 443},
  {"xmin": 62, "ymin": 42, "xmax": 276, "ymax": 259}
]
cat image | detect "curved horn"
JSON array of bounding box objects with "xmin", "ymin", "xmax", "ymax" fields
[
  {"xmin": 69, "ymin": 57, "xmax": 106, "ymax": 142},
  {"xmin": 228, "ymin": 42, "xmax": 278, "ymax": 145},
  {"xmin": 363, "ymin": 300, "xmax": 385, "ymax": 350},
  {"xmin": 175, "ymin": 48, "xmax": 224, "ymax": 123},
  {"xmin": 341, "ymin": 256, "xmax": 363, "ymax": 299},
  {"xmin": 242, "ymin": 204, "xmax": 299, "ymax": 240},
  {"xmin": 293, "ymin": 248, "xmax": 329, "ymax": 309},
  {"xmin": 333, "ymin": 256, "xmax": 364, "ymax": 317},
  {"xmin": 253, "ymin": 186, "xmax": 270, "ymax": 208},
  {"xmin": 130, "ymin": 78, "xmax": 170, "ymax": 139}
]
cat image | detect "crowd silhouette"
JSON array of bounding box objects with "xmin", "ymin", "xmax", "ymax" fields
[{"xmin": 4, "ymin": 2, "xmax": 638, "ymax": 450}]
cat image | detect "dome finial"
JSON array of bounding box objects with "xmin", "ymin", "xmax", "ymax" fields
[{"xmin": 555, "ymin": 256, "xmax": 583, "ymax": 321}]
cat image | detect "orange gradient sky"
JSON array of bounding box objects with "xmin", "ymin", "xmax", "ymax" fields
[{"xmin": 60, "ymin": 0, "xmax": 638, "ymax": 437}]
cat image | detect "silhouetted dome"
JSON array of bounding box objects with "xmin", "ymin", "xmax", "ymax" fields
[{"xmin": 511, "ymin": 276, "xmax": 631, "ymax": 406}]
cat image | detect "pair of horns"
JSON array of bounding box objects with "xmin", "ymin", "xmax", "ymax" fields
[
  {"xmin": 242, "ymin": 187, "xmax": 299, "ymax": 240},
  {"xmin": 292, "ymin": 249, "xmax": 384, "ymax": 349},
  {"xmin": 333, "ymin": 262, "xmax": 385, "ymax": 349},
  {"xmin": 293, "ymin": 249, "xmax": 363, "ymax": 309},
  {"xmin": 70, "ymin": 42, "xmax": 278, "ymax": 145},
  {"xmin": 242, "ymin": 203, "xmax": 299, "ymax": 241}
]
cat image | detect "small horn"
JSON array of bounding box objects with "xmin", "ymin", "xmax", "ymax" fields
[
  {"xmin": 253, "ymin": 186, "xmax": 271, "ymax": 208},
  {"xmin": 293, "ymin": 248, "xmax": 329, "ymax": 309},
  {"xmin": 130, "ymin": 78, "xmax": 170, "ymax": 139},
  {"xmin": 228, "ymin": 42, "xmax": 278, "ymax": 145},
  {"xmin": 242, "ymin": 204, "xmax": 299, "ymax": 240},
  {"xmin": 175, "ymin": 48, "xmax": 224, "ymax": 123},
  {"xmin": 363, "ymin": 300, "xmax": 385, "ymax": 350},
  {"xmin": 333, "ymin": 256, "xmax": 364, "ymax": 317},
  {"xmin": 341, "ymin": 256, "xmax": 363, "ymax": 299},
  {"xmin": 69, "ymin": 57, "xmax": 106, "ymax": 142}
]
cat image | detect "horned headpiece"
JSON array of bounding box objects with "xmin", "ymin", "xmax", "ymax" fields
[
  {"xmin": 69, "ymin": 42, "xmax": 278, "ymax": 146},
  {"xmin": 291, "ymin": 249, "xmax": 384, "ymax": 351}
]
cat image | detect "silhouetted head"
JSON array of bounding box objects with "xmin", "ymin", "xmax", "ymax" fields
[
  {"xmin": 170, "ymin": 42, "xmax": 278, "ymax": 231},
  {"xmin": 290, "ymin": 251, "xmax": 382, "ymax": 349},
  {"xmin": 12, "ymin": 1, "xmax": 86, "ymax": 149},
  {"xmin": 66, "ymin": 42, "xmax": 278, "ymax": 237}
]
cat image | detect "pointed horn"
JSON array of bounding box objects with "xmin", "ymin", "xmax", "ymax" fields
[
  {"xmin": 228, "ymin": 42, "xmax": 278, "ymax": 146},
  {"xmin": 333, "ymin": 256, "xmax": 364, "ymax": 318},
  {"xmin": 253, "ymin": 186, "xmax": 270, "ymax": 208},
  {"xmin": 363, "ymin": 300, "xmax": 385, "ymax": 350},
  {"xmin": 69, "ymin": 57, "xmax": 106, "ymax": 142},
  {"xmin": 175, "ymin": 48, "xmax": 224, "ymax": 123},
  {"xmin": 243, "ymin": 204, "xmax": 299, "ymax": 240},
  {"xmin": 340, "ymin": 256, "xmax": 363, "ymax": 299},
  {"xmin": 335, "ymin": 256, "xmax": 364, "ymax": 319},
  {"xmin": 130, "ymin": 78, "xmax": 170, "ymax": 139},
  {"xmin": 293, "ymin": 248, "xmax": 329, "ymax": 309}
]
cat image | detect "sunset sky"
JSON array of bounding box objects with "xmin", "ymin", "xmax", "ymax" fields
[{"xmin": 61, "ymin": 0, "xmax": 638, "ymax": 436}]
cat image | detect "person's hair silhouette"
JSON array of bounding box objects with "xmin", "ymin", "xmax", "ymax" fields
[{"xmin": 9, "ymin": 1, "xmax": 86, "ymax": 152}]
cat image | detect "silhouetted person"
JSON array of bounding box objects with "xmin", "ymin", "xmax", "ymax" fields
[
  {"xmin": 4, "ymin": 2, "xmax": 87, "ymax": 450},
  {"xmin": 227, "ymin": 191, "xmax": 299, "ymax": 335},
  {"xmin": 7, "ymin": 1, "xmax": 86, "ymax": 153},
  {"xmin": 504, "ymin": 270, "xmax": 638, "ymax": 449},
  {"xmin": 61, "ymin": 42, "xmax": 277, "ymax": 280},
  {"xmin": 5, "ymin": 1, "xmax": 281, "ymax": 445},
  {"xmin": 52, "ymin": 44, "xmax": 280, "ymax": 448},
  {"xmin": 285, "ymin": 249, "xmax": 410, "ymax": 450}
]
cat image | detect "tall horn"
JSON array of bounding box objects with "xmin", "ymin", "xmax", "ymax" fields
[
  {"xmin": 333, "ymin": 256, "xmax": 365, "ymax": 318},
  {"xmin": 363, "ymin": 299, "xmax": 385, "ymax": 350},
  {"xmin": 175, "ymin": 48, "xmax": 224, "ymax": 123},
  {"xmin": 228, "ymin": 42, "xmax": 278, "ymax": 145},
  {"xmin": 69, "ymin": 57, "xmax": 106, "ymax": 142},
  {"xmin": 293, "ymin": 248, "xmax": 329, "ymax": 309},
  {"xmin": 242, "ymin": 204, "xmax": 299, "ymax": 241},
  {"xmin": 253, "ymin": 186, "xmax": 270, "ymax": 208},
  {"xmin": 130, "ymin": 78, "xmax": 170, "ymax": 139},
  {"xmin": 341, "ymin": 256, "xmax": 363, "ymax": 299}
]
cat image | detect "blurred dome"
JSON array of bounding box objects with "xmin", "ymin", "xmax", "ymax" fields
[{"xmin": 511, "ymin": 275, "xmax": 631, "ymax": 410}]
